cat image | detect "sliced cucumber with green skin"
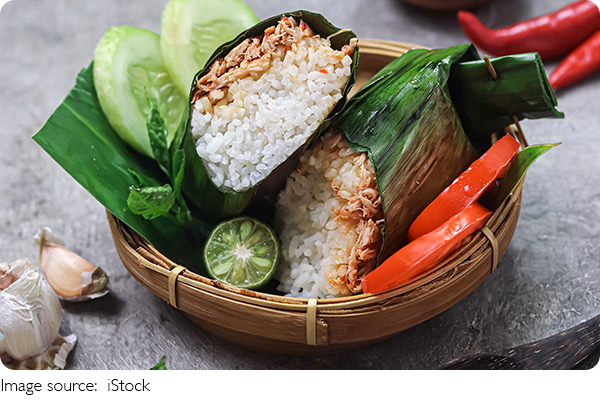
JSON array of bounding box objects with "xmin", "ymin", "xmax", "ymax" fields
[
  {"xmin": 94, "ymin": 26, "xmax": 186, "ymax": 158},
  {"xmin": 204, "ymin": 217, "xmax": 280, "ymax": 289},
  {"xmin": 160, "ymin": 0, "xmax": 259, "ymax": 96}
]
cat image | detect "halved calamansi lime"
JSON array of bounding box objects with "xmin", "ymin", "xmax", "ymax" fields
[{"xmin": 204, "ymin": 217, "xmax": 280, "ymax": 289}]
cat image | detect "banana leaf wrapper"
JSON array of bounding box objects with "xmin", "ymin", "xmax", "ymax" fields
[
  {"xmin": 174, "ymin": 10, "xmax": 359, "ymax": 222},
  {"xmin": 449, "ymin": 52, "xmax": 563, "ymax": 152},
  {"xmin": 33, "ymin": 65, "xmax": 211, "ymax": 273},
  {"xmin": 334, "ymin": 44, "xmax": 562, "ymax": 260}
]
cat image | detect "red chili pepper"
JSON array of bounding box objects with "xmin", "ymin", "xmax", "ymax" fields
[
  {"xmin": 457, "ymin": 1, "xmax": 600, "ymax": 60},
  {"xmin": 549, "ymin": 30, "xmax": 600, "ymax": 90},
  {"xmin": 319, "ymin": 68, "xmax": 329, "ymax": 74},
  {"xmin": 408, "ymin": 134, "xmax": 520, "ymax": 241},
  {"xmin": 362, "ymin": 203, "xmax": 492, "ymax": 295}
]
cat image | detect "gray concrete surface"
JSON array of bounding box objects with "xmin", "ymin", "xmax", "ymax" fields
[{"xmin": 1, "ymin": 0, "xmax": 599, "ymax": 369}]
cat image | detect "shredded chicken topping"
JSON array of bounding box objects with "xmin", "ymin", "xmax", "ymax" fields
[
  {"xmin": 300, "ymin": 132, "xmax": 384, "ymax": 294},
  {"xmin": 191, "ymin": 16, "xmax": 357, "ymax": 105},
  {"xmin": 333, "ymin": 144, "xmax": 384, "ymax": 294}
]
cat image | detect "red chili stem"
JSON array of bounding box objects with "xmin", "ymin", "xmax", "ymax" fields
[
  {"xmin": 549, "ymin": 30, "xmax": 600, "ymax": 90},
  {"xmin": 457, "ymin": 1, "xmax": 600, "ymax": 60}
]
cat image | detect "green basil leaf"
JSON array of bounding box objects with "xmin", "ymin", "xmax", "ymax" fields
[
  {"xmin": 150, "ymin": 356, "xmax": 167, "ymax": 370},
  {"xmin": 172, "ymin": 148, "xmax": 185, "ymax": 198},
  {"xmin": 128, "ymin": 168, "xmax": 154, "ymax": 187},
  {"xmin": 128, "ymin": 184, "xmax": 176, "ymax": 220},
  {"xmin": 174, "ymin": 206, "xmax": 190, "ymax": 225},
  {"xmin": 147, "ymin": 99, "xmax": 171, "ymax": 177},
  {"xmin": 171, "ymin": 149, "xmax": 193, "ymax": 225},
  {"xmin": 494, "ymin": 143, "xmax": 561, "ymax": 209}
]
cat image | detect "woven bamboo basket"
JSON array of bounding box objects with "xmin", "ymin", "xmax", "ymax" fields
[{"xmin": 108, "ymin": 39, "xmax": 525, "ymax": 354}]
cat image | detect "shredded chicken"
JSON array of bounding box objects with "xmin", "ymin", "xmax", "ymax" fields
[
  {"xmin": 340, "ymin": 154, "xmax": 384, "ymax": 293},
  {"xmin": 303, "ymin": 132, "xmax": 383, "ymax": 294},
  {"xmin": 191, "ymin": 16, "xmax": 357, "ymax": 105}
]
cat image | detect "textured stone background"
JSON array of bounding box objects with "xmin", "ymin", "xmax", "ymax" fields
[{"xmin": 1, "ymin": 0, "xmax": 598, "ymax": 369}]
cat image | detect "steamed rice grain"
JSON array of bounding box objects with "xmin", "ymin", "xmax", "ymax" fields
[{"xmin": 275, "ymin": 132, "xmax": 383, "ymax": 298}]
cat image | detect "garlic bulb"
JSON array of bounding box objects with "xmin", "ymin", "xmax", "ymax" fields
[
  {"xmin": 0, "ymin": 259, "xmax": 62, "ymax": 360},
  {"xmin": 2, "ymin": 334, "xmax": 77, "ymax": 370},
  {"xmin": 35, "ymin": 227, "xmax": 109, "ymax": 302}
]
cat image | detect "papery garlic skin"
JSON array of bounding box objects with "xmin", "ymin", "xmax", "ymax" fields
[{"xmin": 0, "ymin": 259, "xmax": 61, "ymax": 361}]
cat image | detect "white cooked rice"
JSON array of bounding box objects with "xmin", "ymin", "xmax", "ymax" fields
[
  {"xmin": 274, "ymin": 132, "xmax": 381, "ymax": 298},
  {"xmin": 191, "ymin": 35, "xmax": 353, "ymax": 192}
]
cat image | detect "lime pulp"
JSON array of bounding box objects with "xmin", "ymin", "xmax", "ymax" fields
[{"xmin": 204, "ymin": 217, "xmax": 280, "ymax": 289}]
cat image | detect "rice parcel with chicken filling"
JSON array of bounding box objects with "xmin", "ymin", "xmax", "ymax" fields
[
  {"xmin": 274, "ymin": 45, "xmax": 486, "ymax": 299},
  {"xmin": 274, "ymin": 44, "xmax": 564, "ymax": 299},
  {"xmin": 190, "ymin": 15, "xmax": 357, "ymax": 193},
  {"xmin": 275, "ymin": 131, "xmax": 383, "ymax": 298}
]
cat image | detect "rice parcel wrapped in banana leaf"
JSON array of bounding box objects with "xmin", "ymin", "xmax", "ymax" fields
[
  {"xmin": 275, "ymin": 45, "xmax": 562, "ymax": 298},
  {"xmin": 179, "ymin": 11, "xmax": 358, "ymax": 220}
]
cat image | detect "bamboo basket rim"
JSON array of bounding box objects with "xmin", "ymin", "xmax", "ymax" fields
[
  {"xmin": 108, "ymin": 38, "xmax": 526, "ymax": 317},
  {"xmin": 107, "ymin": 182, "xmax": 521, "ymax": 313}
]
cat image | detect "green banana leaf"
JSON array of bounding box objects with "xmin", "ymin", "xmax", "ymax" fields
[
  {"xmin": 33, "ymin": 64, "xmax": 210, "ymax": 274},
  {"xmin": 334, "ymin": 44, "xmax": 563, "ymax": 260},
  {"xmin": 450, "ymin": 53, "xmax": 564, "ymax": 152},
  {"xmin": 336, "ymin": 44, "xmax": 479, "ymax": 260},
  {"xmin": 176, "ymin": 10, "xmax": 359, "ymax": 222},
  {"xmin": 494, "ymin": 143, "xmax": 561, "ymax": 209}
]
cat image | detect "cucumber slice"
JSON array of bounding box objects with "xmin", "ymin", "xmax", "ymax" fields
[
  {"xmin": 160, "ymin": 0, "xmax": 259, "ymax": 95},
  {"xmin": 94, "ymin": 26, "xmax": 186, "ymax": 158},
  {"xmin": 204, "ymin": 217, "xmax": 280, "ymax": 289}
]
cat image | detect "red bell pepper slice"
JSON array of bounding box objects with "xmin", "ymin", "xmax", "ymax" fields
[
  {"xmin": 407, "ymin": 134, "xmax": 520, "ymax": 241},
  {"xmin": 362, "ymin": 203, "xmax": 492, "ymax": 295}
]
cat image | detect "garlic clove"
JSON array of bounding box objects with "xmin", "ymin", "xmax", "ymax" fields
[
  {"xmin": 38, "ymin": 241, "xmax": 109, "ymax": 301},
  {"xmin": 35, "ymin": 228, "xmax": 109, "ymax": 302}
]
